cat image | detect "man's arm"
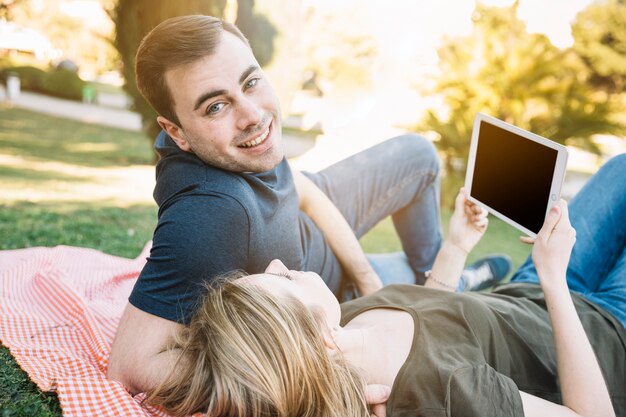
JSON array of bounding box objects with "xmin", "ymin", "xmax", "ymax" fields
[
  {"xmin": 107, "ymin": 304, "xmax": 182, "ymax": 395},
  {"xmin": 291, "ymin": 169, "xmax": 382, "ymax": 296},
  {"xmin": 107, "ymin": 195, "xmax": 250, "ymax": 394}
]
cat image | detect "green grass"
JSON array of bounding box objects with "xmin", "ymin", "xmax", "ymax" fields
[
  {"xmin": 0, "ymin": 348, "xmax": 61, "ymax": 417},
  {"xmin": 0, "ymin": 105, "xmax": 531, "ymax": 415},
  {"xmin": 0, "ymin": 201, "xmax": 157, "ymax": 416},
  {"xmin": 0, "ymin": 107, "xmax": 153, "ymax": 167},
  {"xmin": 0, "ymin": 106, "xmax": 156, "ymax": 415},
  {"xmin": 360, "ymin": 211, "xmax": 531, "ymax": 275},
  {"xmin": 0, "ymin": 201, "xmax": 157, "ymax": 255},
  {"xmin": 88, "ymin": 81, "xmax": 125, "ymax": 96}
]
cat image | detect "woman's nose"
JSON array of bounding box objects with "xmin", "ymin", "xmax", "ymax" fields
[{"xmin": 265, "ymin": 259, "xmax": 288, "ymax": 274}]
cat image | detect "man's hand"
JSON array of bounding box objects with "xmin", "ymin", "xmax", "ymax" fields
[
  {"xmin": 365, "ymin": 384, "xmax": 390, "ymax": 417},
  {"xmin": 447, "ymin": 188, "xmax": 488, "ymax": 254}
]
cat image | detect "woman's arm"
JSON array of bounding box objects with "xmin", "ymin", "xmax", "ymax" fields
[
  {"xmin": 425, "ymin": 189, "xmax": 488, "ymax": 291},
  {"xmin": 520, "ymin": 200, "xmax": 615, "ymax": 417}
]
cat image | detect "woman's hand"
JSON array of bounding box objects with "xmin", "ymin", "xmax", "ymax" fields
[
  {"xmin": 447, "ymin": 188, "xmax": 488, "ymax": 254},
  {"xmin": 526, "ymin": 199, "xmax": 576, "ymax": 290},
  {"xmin": 521, "ymin": 200, "xmax": 615, "ymax": 417}
]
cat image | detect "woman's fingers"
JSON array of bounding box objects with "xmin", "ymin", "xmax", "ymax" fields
[
  {"xmin": 537, "ymin": 202, "xmax": 562, "ymax": 242},
  {"xmin": 553, "ymin": 200, "xmax": 577, "ymax": 243},
  {"xmin": 464, "ymin": 201, "xmax": 486, "ymax": 219},
  {"xmin": 370, "ymin": 403, "xmax": 386, "ymax": 417},
  {"xmin": 554, "ymin": 199, "xmax": 572, "ymax": 230},
  {"xmin": 474, "ymin": 217, "xmax": 488, "ymax": 228},
  {"xmin": 472, "ymin": 209, "xmax": 487, "ymax": 221},
  {"xmin": 520, "ymin": 236, "xmax": 536, "ymax": 245},
  {"xmin": 455, "ymin": 188, "xmax": 467, "ymax": 213}
]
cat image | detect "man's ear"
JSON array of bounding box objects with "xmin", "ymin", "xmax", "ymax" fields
[{"xmin": 157, "ymin": 116, "xmax": 191, "ymax": 152}]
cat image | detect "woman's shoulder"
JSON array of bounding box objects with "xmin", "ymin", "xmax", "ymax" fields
[{"xmin": 339, "ymin": 284, "xmax": 440, "ymax": 323}]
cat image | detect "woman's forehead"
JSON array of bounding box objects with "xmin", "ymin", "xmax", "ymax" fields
[{"xmin": 237, "ymin": 273, "xmax": 292, "ymax": 292}]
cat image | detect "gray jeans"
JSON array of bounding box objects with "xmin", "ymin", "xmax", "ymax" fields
[{"xmin": 304, "ymin": 134, "xmax": 443, "ymax": 290}]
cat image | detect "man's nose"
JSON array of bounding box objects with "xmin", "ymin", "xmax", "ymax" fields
[{"xmin": 236, "ymin": 96, "xmax": 262, "ymax": 130}]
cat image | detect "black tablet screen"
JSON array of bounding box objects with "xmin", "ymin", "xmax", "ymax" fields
[{"xmin": 471, "ymin": 121, "xmax": 558, "ymax": 234}]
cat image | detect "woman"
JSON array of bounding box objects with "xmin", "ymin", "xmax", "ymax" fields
[{"xmin": 147, "ymin": 155, "xmax": 626, "ymax": 417}]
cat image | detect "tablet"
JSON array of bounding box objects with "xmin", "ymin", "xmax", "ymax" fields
[{"xmin": 464, "ymin": 113, "xmax": 569, "ymax": 238}]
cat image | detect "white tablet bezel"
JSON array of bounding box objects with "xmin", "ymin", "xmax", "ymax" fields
[{"xmin": 464, "ymin": 113, "xmax": 569, "ymax": 239}]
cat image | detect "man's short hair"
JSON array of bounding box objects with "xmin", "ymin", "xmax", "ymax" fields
[{"xmin": 135, "ymin": 15, "xmax": 250, "ymax": 126}]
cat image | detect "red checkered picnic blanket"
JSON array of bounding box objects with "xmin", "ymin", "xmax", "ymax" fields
[{"xmin": 0, "ymin": 244, "xmax": 176, "ymax": 417}]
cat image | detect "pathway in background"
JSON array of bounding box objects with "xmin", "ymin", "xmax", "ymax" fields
[
  {"xmin": 8, "ymin": 91, "xmax": 142, "ymax": 130},
  {"xmin": 2, "ymin": 91, "xmax": 315, "ymax": 158}
]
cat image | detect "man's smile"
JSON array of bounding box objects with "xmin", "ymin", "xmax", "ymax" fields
[{"xmin": 239, "ymin": 124, "xmax": 271, "ymax": 148}]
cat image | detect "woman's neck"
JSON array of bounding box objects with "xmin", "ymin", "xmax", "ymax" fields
[
  {"xmin": 334, "ymin": 325, "xmax": 386, "ymax": 383},
  {"xmin": 335, "ymin": 309, "xmax": 415, "ymax": 388}
]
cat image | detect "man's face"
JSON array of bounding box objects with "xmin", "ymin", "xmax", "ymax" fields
[{"xmin": 161, "ymin": 32, "xmax": 283, "ymax": 173}]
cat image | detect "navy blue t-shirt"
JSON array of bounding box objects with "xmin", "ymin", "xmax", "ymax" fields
[{"xmin": 129, "ymin": 132, "xmax": 342, "ymax": 323}]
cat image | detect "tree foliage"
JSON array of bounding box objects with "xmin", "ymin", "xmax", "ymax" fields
[
  {"xmin": 111, "ymin": 0, "xmax": 228, "ymax": 143},
  {"xmin": 235, "ymin": 0, "xmax": 277, "ymax": 68},
  {"xmin": 302, "ymin": 6, "xmax": 378, "ymax": 95},
  {"xmin": 417, "ymin": 2, "xmax": 625, "ymax": 178},
  {"xmin": 111, "ymin": 0, "xmax": 276, "ymax": 154},
  {"xmin": 571, "ymin": 0, "xmax": 626, "ymax": 93},
  {"xmin": 2, "ymin": 0, "xmax": 118, "ymax": 75},
  {"xmin": 0, "ymin": 0, "xmax": 27, "ymax": 20}
]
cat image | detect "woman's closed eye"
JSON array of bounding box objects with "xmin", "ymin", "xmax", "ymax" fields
[{"xmin": 271, "ymin": 271, "xmax": 295, "ymax": 281}]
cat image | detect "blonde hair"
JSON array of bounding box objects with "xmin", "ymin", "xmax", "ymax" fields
[{"xmin": 146, "ymin": 274, "xmax": 368, "ymax": 417}]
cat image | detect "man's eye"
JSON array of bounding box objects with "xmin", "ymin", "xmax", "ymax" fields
[
  {"xmin": 245, "ymin": 78, "xmax": 260, "ymax": 89},
  {"xmin": 206, "ymin": 102, "xmax": 225, "ymax": 115}
]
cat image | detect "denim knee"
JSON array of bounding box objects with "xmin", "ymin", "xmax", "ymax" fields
[
  {"xmin": 585, "ymin": 153, "xmax": 626, "ymax": 200},
  {"xmin": 602, "ymin": 153, "xmax": 626, "ymax": 176},
  {"xmin": 386, "ymin": 133, "xmax": 441, "ymax": 176}
]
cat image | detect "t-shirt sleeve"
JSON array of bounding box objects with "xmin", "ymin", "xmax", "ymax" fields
[
  {"xmin": 446, "ymin": 365, "xmax": 524, "ymax": 417},
  {"xmin": 129, "ymin": 194, "xmax": 250, "ymax": 323}
]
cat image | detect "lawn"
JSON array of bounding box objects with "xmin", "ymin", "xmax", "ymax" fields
[
  {"xmin": 0, "ymin": 106, "xmax": 530, "ymax": 416},
  {"xmin": 0, "ymin": 106, "xmax": 157, "ymax": 416}
]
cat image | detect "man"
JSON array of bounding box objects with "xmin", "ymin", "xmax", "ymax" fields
[{"xmin": 107, "ymin": 15, "xmax": 511, "ymax": 396}]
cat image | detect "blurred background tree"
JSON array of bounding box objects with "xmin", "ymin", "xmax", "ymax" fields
[
  {"xmin": 417, "ymin": 0, "xmax": 626, "ymax": 202},
  {"xmin": 2, "ymin": 0, "xmax": 624, "ymax": 168},
  {"xmin": 572, "ymin": 0, "xmax": 626, "ymax": 94},
  {"xmin": 302, "ymin": 6, "xmax": 378, "ymax": 97},
  {"xmin": 235, "ymin": 0, "xmax": 277, "ymax": 67},
  {"xmin": 110, "ymin": 0, "xmax": 277, "ymax": 153},
  {"xmin": 0, "ymin": 0, "xmax": 26, "ymax": 20},
  {"xmin": 1, "ymin": 0, "xmax": 118, "ymax": 74},
  {"xmin": 110, "ymin": 0, "xmax": 227, "ymax": 147}
]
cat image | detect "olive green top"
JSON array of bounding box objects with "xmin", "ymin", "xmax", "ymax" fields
[{"xmin": 340, "ymin": 283, "xmax": 626, "ymax": 417}]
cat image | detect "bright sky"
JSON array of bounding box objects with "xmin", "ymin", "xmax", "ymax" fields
[
  {"xmin": 296, "ymin": 0, "xmax": 597, "ymax": 169},
  {"xmin": 315, "ymin": 0, "xmax": 594, "ymax": 49},
  {"xmin": 485, "ymin": 0, "xmax": 595, "ymax": 48},
  {"xmin": 307, "ymin": 0, "xmax": 596, "ymax": 100},
  {"xmin": 365, "ymin": 0, "xmax": 595, "ymax": 67}
]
